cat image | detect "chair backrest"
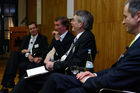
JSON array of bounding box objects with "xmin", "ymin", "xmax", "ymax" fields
[{"xmin": 10, "ymin": 26, "xmax": 28, "ymax": 52}]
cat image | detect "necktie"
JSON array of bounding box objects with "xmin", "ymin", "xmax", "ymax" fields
[
  {"xmin": 60, "ymin": 38, "xmax": 77, "ymax": 61},
  {"xmin": 74, "ymin": 38, "xmax": 77, "ymax": 43},
  {"xmin": 129, "ymin": 39, "xmax": 135, "ymax": 47},
  {"xmin": 28, "ymin": 36, "xmax": 35, "ymax": 54},
  {"xmin": 45, "ymin": 47, "xmax": 56, "ymax": 61}
]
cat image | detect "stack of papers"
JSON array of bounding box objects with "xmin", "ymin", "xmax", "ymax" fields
[{"xmin": 24, "ymin": 66, "xmax": 49, "ymax": 79}]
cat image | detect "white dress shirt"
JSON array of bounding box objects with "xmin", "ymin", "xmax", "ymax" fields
[
  {"xmin": 60, "ymin": 31, "xmax": 84, "ymax": 61},
  {"xmin": 25, "ymin": 34, "xmax": 38, "ymax": 57}
]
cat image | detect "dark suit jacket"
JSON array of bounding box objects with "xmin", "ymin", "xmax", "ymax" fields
[
  {"xmin": 17, "ymin": 34, "xmax": 48, "ymax": 72},
  {"xmin": 18, "ymin": 34, "xmax": 48, "ymax": 58},
  {"xmin": 83, "ymin": 37, "xmax": 140, "ymax": 93},
  {"xmin": 44, "ymin": 31, "xmax": 75, "ymax": 60},
  {"xmin": 53, "ymin": 31, "xmax": 97, "ymax": 72}
]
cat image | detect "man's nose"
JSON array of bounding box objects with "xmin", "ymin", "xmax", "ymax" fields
[{"xmin": 122, "ymin": 19, "xmax": 125, "ymax": 25}]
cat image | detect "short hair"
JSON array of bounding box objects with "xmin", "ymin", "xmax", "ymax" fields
[
  {"xmin": 28, "ymin": 22, "xmax": 37, "ymax": 27},
  {"xmin": 75, "ymin": 10, "xmax": 94, "ymax": 31},
  {"xmin": 55, "ymin": 16, "xmax": 69, "ymax": 30},
  {"xmin": 126, "ymin": 0, "xmax": 140, "ymax": 17}
]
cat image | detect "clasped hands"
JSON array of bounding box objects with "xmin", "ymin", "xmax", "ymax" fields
[
  {"xmin": 28, "ymin": 54, "xmax": 42, "ymax": 63},
  {"xmin": 21, "ymin": 49, "xmax": 42, "ymax": 63},
  {"xmin": 76, "ymin": 71, "xmax": 97, "ymax": 83}
]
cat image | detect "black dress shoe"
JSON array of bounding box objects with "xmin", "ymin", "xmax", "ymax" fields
[{"xmin": 0, "ymin": 89, "xmax": 9, "ymax": 93}]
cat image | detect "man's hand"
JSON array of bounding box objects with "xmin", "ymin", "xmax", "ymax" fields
[
  {"xmin": 45, "ymin": 60, "xmax": 54, "ymax": 71},
  {"xmin": 44, "ymin": 56, "xmax": 49, "ymax": 64},
  {"xmin": 21, "ymin": 49, "xmax": 29, "ymax": 54},
  {"xmin": 34, "ymin": 57, "xmax": 42, "ymax": 63},
  {"xmin": 76, "ymin": 71, "xmax": 97, "ymax": 83},
  {"xmin": 52, "ymin": 31, "xmax": 61, "ymax": 40},
  {"xmin": 28, "ymin": 54, "xmax": 34, "ymax": 62}
]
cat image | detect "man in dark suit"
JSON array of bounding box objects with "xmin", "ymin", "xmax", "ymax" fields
[
  {"xmin": 39, "ymin": 1, "xmax": 140, "ymax": 93},
  {"xmin": 44, "ymin": 16, "xmax": 75, "ymax": 62},
  {"xmin": 11, "ymin": 11, "xmax": 97, "ymax": 93},
  {"xmin": 0, "ymin": 22, "xmax": 49, "ymax": 92}
]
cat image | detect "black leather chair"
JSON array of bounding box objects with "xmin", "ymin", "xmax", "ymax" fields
[{"xmin": 99, "ymin": 88, "xmax": 136, "ymax": 93}]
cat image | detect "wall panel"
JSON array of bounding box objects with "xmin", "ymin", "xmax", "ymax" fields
[
  {"xmin": 42, "ymin": 0, "xmax": 67, "ymax": 43},
  {"xmin": 27, "ymin": 0, "xmax": 37, "ymax": 23}
]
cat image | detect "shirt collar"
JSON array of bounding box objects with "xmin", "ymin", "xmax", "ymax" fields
[
  {"xmin": 60, "ymin": 30, "xmax": 68, "ymax": 42},
  {"xmin": 134, "ymin": 33, "xmax": 140, "ymax": 41},
  {"xmin": 31, "ymin": 34, "xmax": 38, "ymax": 39},
  {"xmin": 75, "ymin": 31, "xmax": 84, "ymax": 40}
]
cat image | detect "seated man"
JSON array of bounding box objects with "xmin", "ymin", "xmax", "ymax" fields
[
  {"xmin": 39, "ymin": 0, "xmax": 140, "ymax": 93},
  {"xmin": 44, "ymin": 16, "xmax": 75, "ymax": 62},
  {"xmin": 1, "ymin": 16, "xmax": 74, "ymax": 92},
  {"xmin": 11, "ymin": 10, "xmax": 97, "ymax": 93},
  {"xmin": 0, "ymin": 22, "xmax": 49, "ymax": 90}
]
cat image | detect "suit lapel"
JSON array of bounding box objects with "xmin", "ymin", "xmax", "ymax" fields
[
  {"xmin": 61, "ymin": 31, "xmax": 69, "ymax": 43},
  {"xmin": 24, "ymin": 35, "xmax": 31, "ymax": 49},
  {"xmin": 116, "ymin": 37, "xmax": 140, "ymax": 65},
  {"xmin": 65, "ymin": 32, "xmax": 87, "ymax": 60},
  {"xmin": 33, "ymin": 34, "xmax": 40, "ymax": 45},
  {"xmin": 129, "ymin": 36, "xmax": 140, "ymax": 49}
]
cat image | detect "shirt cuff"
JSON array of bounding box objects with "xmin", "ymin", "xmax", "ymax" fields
[
  {"xmin": 83, "ymin": 73, "xmax": 97, "ymax": 83},
  {"xmin": 25, "ymin": 53, "xmax": 29, "ymax": 57}
]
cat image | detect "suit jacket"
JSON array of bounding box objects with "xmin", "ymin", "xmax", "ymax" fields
[
  {"xmin": 44, "ymin": 31, "xmax": 75, "ymax": 60},
  {"xmin": 18, "ymin": 34, "xmax": 48, "ymax": 59},
  {"xmin": 83, "ymin": 37, "xmax": 140, "ymax": 93},
  {"xmin": 53, "ymin": 31, "xmax": 97, "ymax": 72}
]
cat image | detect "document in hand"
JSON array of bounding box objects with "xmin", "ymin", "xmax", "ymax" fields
[{"xmin": 24, "ymin": 66, "xmax": 49, "ymax": 79}]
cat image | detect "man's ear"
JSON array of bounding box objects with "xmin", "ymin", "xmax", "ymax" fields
[
  {"xmin": 136, "ymin": 11, "xmax": 140, "ymax": 22},
  {"xmin": 78, "ymin": 22, "xmax": 83, "ymax": 28}
]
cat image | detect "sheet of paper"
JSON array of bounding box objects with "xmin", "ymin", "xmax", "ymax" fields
[{"xmin": 24, "ymin": 66, "xmax": 49, "ymax": 79}]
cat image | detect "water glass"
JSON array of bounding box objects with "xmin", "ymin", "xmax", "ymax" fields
[{"xmin": 70, "ymin": 66, "xmax": 79, "ymax": 75}]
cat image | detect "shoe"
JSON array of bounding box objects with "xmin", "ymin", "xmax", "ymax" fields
[{"xmin": 0, "ymin": 88, "xmax": 9, "ymax": 93}]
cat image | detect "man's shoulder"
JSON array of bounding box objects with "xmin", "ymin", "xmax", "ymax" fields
[
  {"xmin": 23, "ymin": 34, "xmax": 30, "ymax": 40},
  {"xmin": 63, "ymin": 31, "xmax": 75, "ymax": 41},
  {"xmin": 79, "ymin": 31, "xmax": 95, "ymax": 40},
  {"xmin": 66, "ymin": 31, "xmax": 75, "ymax": 37}
]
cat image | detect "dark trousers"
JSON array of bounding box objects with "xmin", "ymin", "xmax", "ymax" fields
[
  {"xmin": 1, "ymin": 51, "xmax": 44, "ymax": 87},
  {"xmin": 11, "ymin": 71, "xmax": 71, "ymax": 93},
  {"xmin": 11, "ymin": 73, "xmax": 51, "ymax": 93},
  {"xmin": 40, "ymin": 73, "xmax": 85, "ymax": 93},
  {"xmin": 1, "ymin": 51, "xmax": 20, "ymax": 87}
]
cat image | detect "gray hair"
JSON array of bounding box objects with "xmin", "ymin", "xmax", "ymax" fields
[
  {"xmin": 126, "ymin": 0, "xmax": 140, "ymax": 17},
  {"xmin": 75, "ymin": 10, "xmax": 94, "ymax": 31}
]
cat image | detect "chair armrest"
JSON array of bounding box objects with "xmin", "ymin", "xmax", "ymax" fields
[{"xmin": 99, "ymin": 88, "xmax": 136, "ymax": 93}]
